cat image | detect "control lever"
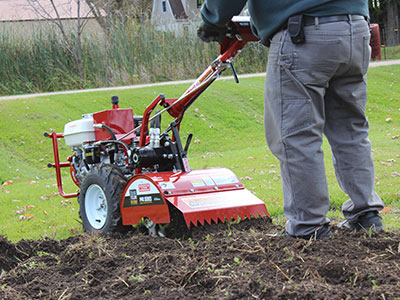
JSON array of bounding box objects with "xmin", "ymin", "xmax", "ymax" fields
[
  {"xmin": 184, "ymin": 133, "xmax": 193, "ymax": 154},
  {"xmin": 228, "ymin": 61, "xmax": 239, "ymax": 83}
]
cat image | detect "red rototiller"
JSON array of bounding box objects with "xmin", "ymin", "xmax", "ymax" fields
[{"xmin": 45, "ymin": 16, "xmax": 269, "ymax": 236}]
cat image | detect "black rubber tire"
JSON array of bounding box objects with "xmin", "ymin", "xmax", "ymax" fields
[{"xmin": 78, "ymin": 164, "xmax": 129, "ymax": 233}]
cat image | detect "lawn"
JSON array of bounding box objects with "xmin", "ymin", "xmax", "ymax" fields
[{"xmin": 0, "ymin": 65, "xmax": 399, "ymax": 242}]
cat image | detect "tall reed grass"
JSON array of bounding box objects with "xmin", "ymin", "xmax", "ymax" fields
[
  {"xmin": 0, "ymin": 20, "xmax": 268, "ymax": 96},
  {"xmin": 381, "ymin": 44, "xmax": 400, "ymax": 60}
]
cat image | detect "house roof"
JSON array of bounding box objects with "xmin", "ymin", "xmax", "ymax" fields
[
  {"xmin": 169, "ymin": 0, "xmax": 187, "ymax": 20},
  {"xmin": 0, "ymin": 0, "xmax": 95, "ymax": 22}
]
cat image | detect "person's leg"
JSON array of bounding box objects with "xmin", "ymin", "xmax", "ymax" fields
[
  {"xmin": 264, "ymin": 25, "xmax": 345, "ymax": 236},
  {"xmin": 324, "ymin": 18, "xmax": 384, "ymax": 225}
]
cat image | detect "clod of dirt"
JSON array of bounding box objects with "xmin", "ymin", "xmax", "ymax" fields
[
  {"xmin": 0, "ymin": 236, "xmax": 30, "ymax": 272},
  {"xmin": 1, "ymin": 219, "xmax": 400, "ymax": 300}
]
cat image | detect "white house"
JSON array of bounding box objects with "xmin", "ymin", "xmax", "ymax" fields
[{"xmin": 151, "ymin": 0, "xmax": 203, "ymax": 36}]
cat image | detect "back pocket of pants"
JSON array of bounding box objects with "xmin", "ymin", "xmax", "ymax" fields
[
  {"xmin": 281, "ymin": 98, "xmax": 312, "ymax": 137},
  {"xmin": 362, "ymin": 35, "xmax": 371, "ymax": 75}
]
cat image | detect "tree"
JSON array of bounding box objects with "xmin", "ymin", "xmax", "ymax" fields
[
  {"xmin": 85, "ymin": 0, "xmax": 152, "ymax": 24},
  {"xmin": 84, "ymin": 0, "xmax": 153, "ymax": 86},
  {"xmin": 27, "ymin": 0, "xmax": 95, "ymax": 83},
  {"xmin": 369, "ymin": 0, "xmax": 400, "ymax": 46}
]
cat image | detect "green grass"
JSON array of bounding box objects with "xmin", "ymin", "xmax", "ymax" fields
[{"xmin": 0, "ymin": 66, "xmax": 399, "ymax": 242}]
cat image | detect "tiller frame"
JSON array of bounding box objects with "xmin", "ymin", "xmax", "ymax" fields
[{"xmin": 45, "ymin": 16, "xmax": 269, "ymax": 231}]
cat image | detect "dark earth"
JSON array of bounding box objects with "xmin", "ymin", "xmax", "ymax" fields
[{"xmin": 1, "ymin": 217, "xmax": 400, "ymax": 300}]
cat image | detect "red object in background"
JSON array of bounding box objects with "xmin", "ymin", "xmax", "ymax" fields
[{"xmin": 370, "ymin": 23, "xmax": 381, "ymax": 60}]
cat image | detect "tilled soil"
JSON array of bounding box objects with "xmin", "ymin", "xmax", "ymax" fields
[{"xmin": 1, "ymin": 218, "xmax": 400, "ymax": 300}]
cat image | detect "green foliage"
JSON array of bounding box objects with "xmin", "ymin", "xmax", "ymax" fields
[
  {"xmin": 369, "ymin": 0, "xmax": 400, "ymax": 18},
  {"xmin": 0, "ymin": 20, "xmax": 268, "ymax": 96},
  {"xmin": 381, "ymin": 45, "xmax": 400, "ymax": 59},
  {"xmin": 1, "ymin": 19, "xmax": 399, "ymax": 96},
  {"xmin": 233, "ymin": 257, "xmax": 240, "ymax": 266}
]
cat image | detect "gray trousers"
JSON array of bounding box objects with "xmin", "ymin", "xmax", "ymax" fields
[{"xmin": 264, "ymin": 16, "xmax": 384, "ymax": 236}]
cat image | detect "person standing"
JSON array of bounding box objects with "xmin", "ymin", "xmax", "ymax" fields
[{"xmin": 198, "ymin": 0, "xmax": 384, "ymax": 239}]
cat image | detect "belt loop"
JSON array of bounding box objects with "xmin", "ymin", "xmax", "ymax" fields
[
  {"xmin": 348, "ymin": 14, "xmax": 352, "ymax": 23},
  {"xmin": 314, "ymin": 17, "xmax": 319, "ymax": 30}
]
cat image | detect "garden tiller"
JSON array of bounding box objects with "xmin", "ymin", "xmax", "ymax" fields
[{"xmin": 45, "ymin": 16, "xmax": 270, "ymax": 236}]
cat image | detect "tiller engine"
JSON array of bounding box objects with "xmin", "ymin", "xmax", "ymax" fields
[{"xmin": 45, "ymin": 16, "xmax": 269, "ymax": 236}]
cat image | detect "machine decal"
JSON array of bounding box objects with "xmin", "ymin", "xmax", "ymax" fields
[
  {"xmin": 128, "ymin": 189, "xmax": 138, "ymax": 205},
  {"xmin": 123, "ymin": 178, "xmax": 164, "ymax": 207},
  {"xmin": 202, "ymin": 177, "xmax": 215, "ymax": 186},
  {"xmin": 191, "ymin": 180, "xmax": 205, "ymax": 187},
  {"xmin": 159, "ymin": 182, "xmax": 176, "ymax": 190},
  {"xmin": 138, "ymin": 183, "xmax": 151, "ymax": 192},
  {"xmin": 211, "ymin": 175, "xmax": 239, "ymax": 185},
  {"xmin": 183, "ymin": 158, "xmax": 191, "ymax": 172},
  {"xmin": 182, "ymin": 195, "xmax": 233, "ymax": 208}
]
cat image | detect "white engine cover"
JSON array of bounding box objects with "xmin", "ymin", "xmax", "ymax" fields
[{"xmin": 64, "ymin": 114, "xmax": 95, "ymax": 146}]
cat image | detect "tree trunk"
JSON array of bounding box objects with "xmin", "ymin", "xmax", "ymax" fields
[{"xmin": 384, "ymin": 1, "xmax": 400, "ymax": 46}]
